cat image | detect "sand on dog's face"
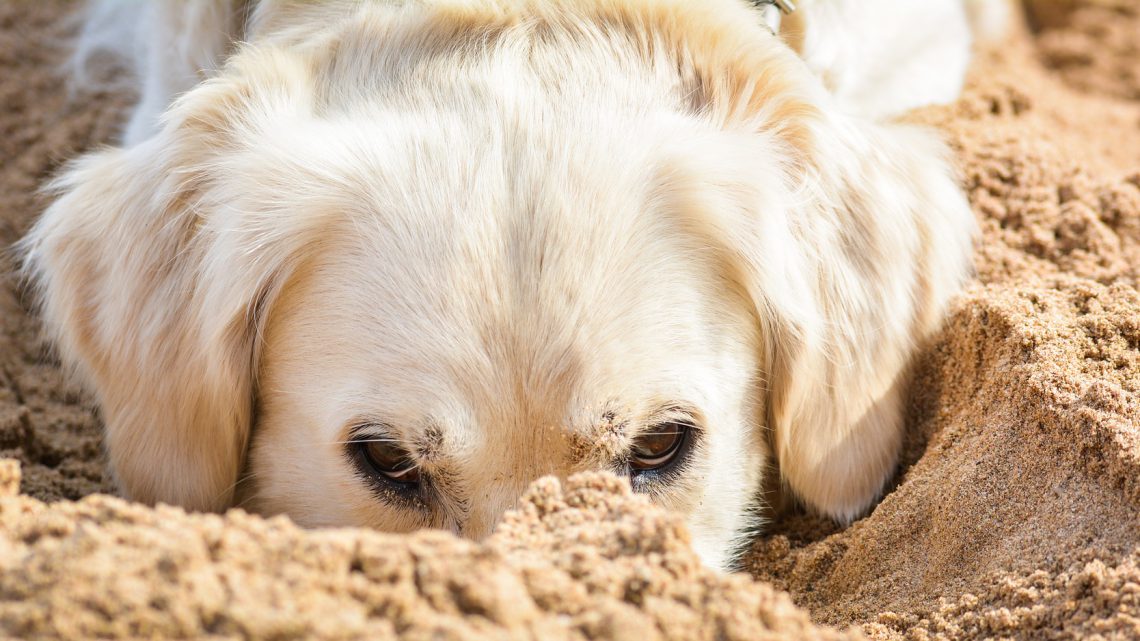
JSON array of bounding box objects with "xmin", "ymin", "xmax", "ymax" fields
[{"xmin": 1, "ymin": 1, "xmax": 1139, "ymax": 640}]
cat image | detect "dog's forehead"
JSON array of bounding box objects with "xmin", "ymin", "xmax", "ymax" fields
[
  {"xmin": 264, "ymin": 123, "xmax": 736, "ymax": 421},
  {"xmin": 298, "ymin": 184, "xmax": 719, "ymax": 420}
]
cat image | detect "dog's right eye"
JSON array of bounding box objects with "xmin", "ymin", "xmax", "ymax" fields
[
  {"xmin": 629, "ymin": 422, "xmax": 688, "ymax": 472},
  {"xmin": 349, "ymin": 438, "xmax": 421, "ymax": 485}
]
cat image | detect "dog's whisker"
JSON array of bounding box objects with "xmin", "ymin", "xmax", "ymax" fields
[
  {"xmin": 323, "ymin": 437, "xmax": 403, "ymax": 445},
  {"xmin": 212, "ymin": 469, "xmax": 261, "ymax": 509}
]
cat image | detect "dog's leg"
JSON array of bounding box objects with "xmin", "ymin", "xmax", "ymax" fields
[
  {"xmin": 128, "ymin": 1, "xmax": 250, "ymax": 145},
  {"xmin": 74, "ymin": 0, "xmax": 247, "ymax": 145}
]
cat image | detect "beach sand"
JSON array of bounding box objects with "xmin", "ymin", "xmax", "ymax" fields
[{"xmin": 1, "ymin": 2, "xmax": 1137, "ymax": 638}]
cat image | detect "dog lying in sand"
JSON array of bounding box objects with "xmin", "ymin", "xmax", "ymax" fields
[{"xmin": 22, "ymin": 0, "xmax": 990, "ymax": 569}]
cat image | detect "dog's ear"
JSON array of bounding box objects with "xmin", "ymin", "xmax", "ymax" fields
[
  {"xmin": 663, "ymin": 63, "xmax": 975, "ymax": 521},
  {"xmin": 21, "ymin": 48, "xmax": 314, "ymax": 511},
  {"xmin": 663, "ymin": 15, "xmax": 976, "ymax": 520},
  {"xmin": 756, "ymin": 115, "xmax": 976, "ymax": 522}
]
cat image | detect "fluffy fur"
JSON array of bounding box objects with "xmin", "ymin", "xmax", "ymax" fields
[{"xmin": 22, "ymin": 0, "xmax": 980, "ymax": 569}]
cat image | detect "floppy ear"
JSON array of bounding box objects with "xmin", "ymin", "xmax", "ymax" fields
[
  {"xmin": 757, "ymin": 115, "xmax": 976, "ymax": 521},
  {"xmin": 21, "ymin": 48, "xmax": 314, "ymax": 511},
  {"xmin": 658, "ymin": 16, "xmax": 976, "ymax": 521},
  {"xmin": 658, "ymin": 113, "xmax": 972, "ymax": 524}
]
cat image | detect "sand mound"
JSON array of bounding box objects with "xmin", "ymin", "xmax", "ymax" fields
[
  {"xmin": 1, "ymin": 2, "xmax": 1138, "ymax": 639},
  {"xmin": 0, "ymin": 464, "xmax": 851, "ymax": 640}
]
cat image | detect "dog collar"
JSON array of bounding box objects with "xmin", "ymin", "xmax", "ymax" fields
[{"xmin": 752, "ymin": 0, "xmax": 797, "ymax": 34}]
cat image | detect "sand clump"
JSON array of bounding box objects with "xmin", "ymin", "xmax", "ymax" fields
[
  {"xmin": 0, "ymin": 1, "xmax": 1139, "ymax": 640},
  {"xmin": 0, "ymin": 467, "xmax": 855, "ymax": 640}
]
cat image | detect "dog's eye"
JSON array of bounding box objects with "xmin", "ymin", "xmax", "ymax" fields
[
  {"xmin": 629, "ymin": 421, "xmax": 690, "ymax": 472},
  {"xmin": 351, "ymin": 438, "xmax": 421, "ymax": 485}
]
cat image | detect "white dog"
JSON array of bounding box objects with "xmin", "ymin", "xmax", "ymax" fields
[{"xmin": 23, "ymin": 0, "xmax": 986, "ymax": 569}]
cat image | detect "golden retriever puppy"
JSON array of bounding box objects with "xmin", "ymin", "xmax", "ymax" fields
[{"xmin": 23, "ymin": 0, "xmax": 979, "ymax": 569}]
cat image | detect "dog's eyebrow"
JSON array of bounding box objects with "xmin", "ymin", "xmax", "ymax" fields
[
  {"xmin": 411, "ymin": 420, "xmax": 446, "ymax": 462},
  {"xmin": 565, "ymin": 406, "xmax": 628, "ymax": 464},
  {"xmin": 346, "ymin": 419, "xmax": 449, "ymax": 461},
  {"xmin": 580, "ymin": 402, "xmax": 701, "ymax": 438},
  {"xmin": 342, "ymin": 421, "xmax": 423, "ymax": 456},
  {"xmin": 642, "ymin": 404, "xmax": 701, "ymax": 429},
  {"xmin": 345, "ymin": 421, "xmax": 398, "ymax": 440},
  {"xmin": 598, "ymin": 407, "xmax": 631, "ymax": 437},
  {"xmin": 623, "ymin": 403, "xmax": 701, "ymax": 432}
]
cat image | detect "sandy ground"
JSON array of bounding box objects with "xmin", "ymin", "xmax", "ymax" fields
[{"xmin": 1, "ymin": 1, "xmax": 1138, "ymax": 639}]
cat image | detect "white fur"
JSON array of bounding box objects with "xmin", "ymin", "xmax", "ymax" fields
[{"xmin": 25, "ymin": 0, "xmax": 980, "ymax": 570}]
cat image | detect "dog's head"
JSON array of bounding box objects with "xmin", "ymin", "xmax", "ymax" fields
[{"xmin": 22, "ymin": 0, "xmax": 973, "ymax": 569}]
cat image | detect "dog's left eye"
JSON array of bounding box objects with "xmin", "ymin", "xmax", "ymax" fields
[
  {"xmin": 629, "ymin": 421, "xmax": 691, "ymax": 472},
  {"xmin": 350, "ymin": 438, "xmax": 421, "ymax": 485}
]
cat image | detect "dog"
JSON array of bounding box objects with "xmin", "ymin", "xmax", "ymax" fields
[{"xmin": 22, "ymin": 0, "xmax": 985, "ymax": 569}]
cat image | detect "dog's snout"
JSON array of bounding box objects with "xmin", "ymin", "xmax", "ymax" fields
[
  {"xmin": 453, "ymin": 474, "xmax": 557, "ymax": 540},
  {"xmin": 455, "ymin": 495, "xmax": 518, "ymax": 540}
]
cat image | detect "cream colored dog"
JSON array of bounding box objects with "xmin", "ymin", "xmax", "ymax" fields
[{"xmin": 23, "ymin": 0, "xmax": 985, "ymax": 569}]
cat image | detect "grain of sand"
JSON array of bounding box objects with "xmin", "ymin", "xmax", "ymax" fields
[{"xmin": 1, "ymin": 2, "xmax": 1138, "ymax": 639}]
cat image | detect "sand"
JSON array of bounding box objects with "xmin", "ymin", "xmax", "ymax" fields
[{"xmin": 0, "ymin": 1, "xmax": 1138, "ymax": 639}]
